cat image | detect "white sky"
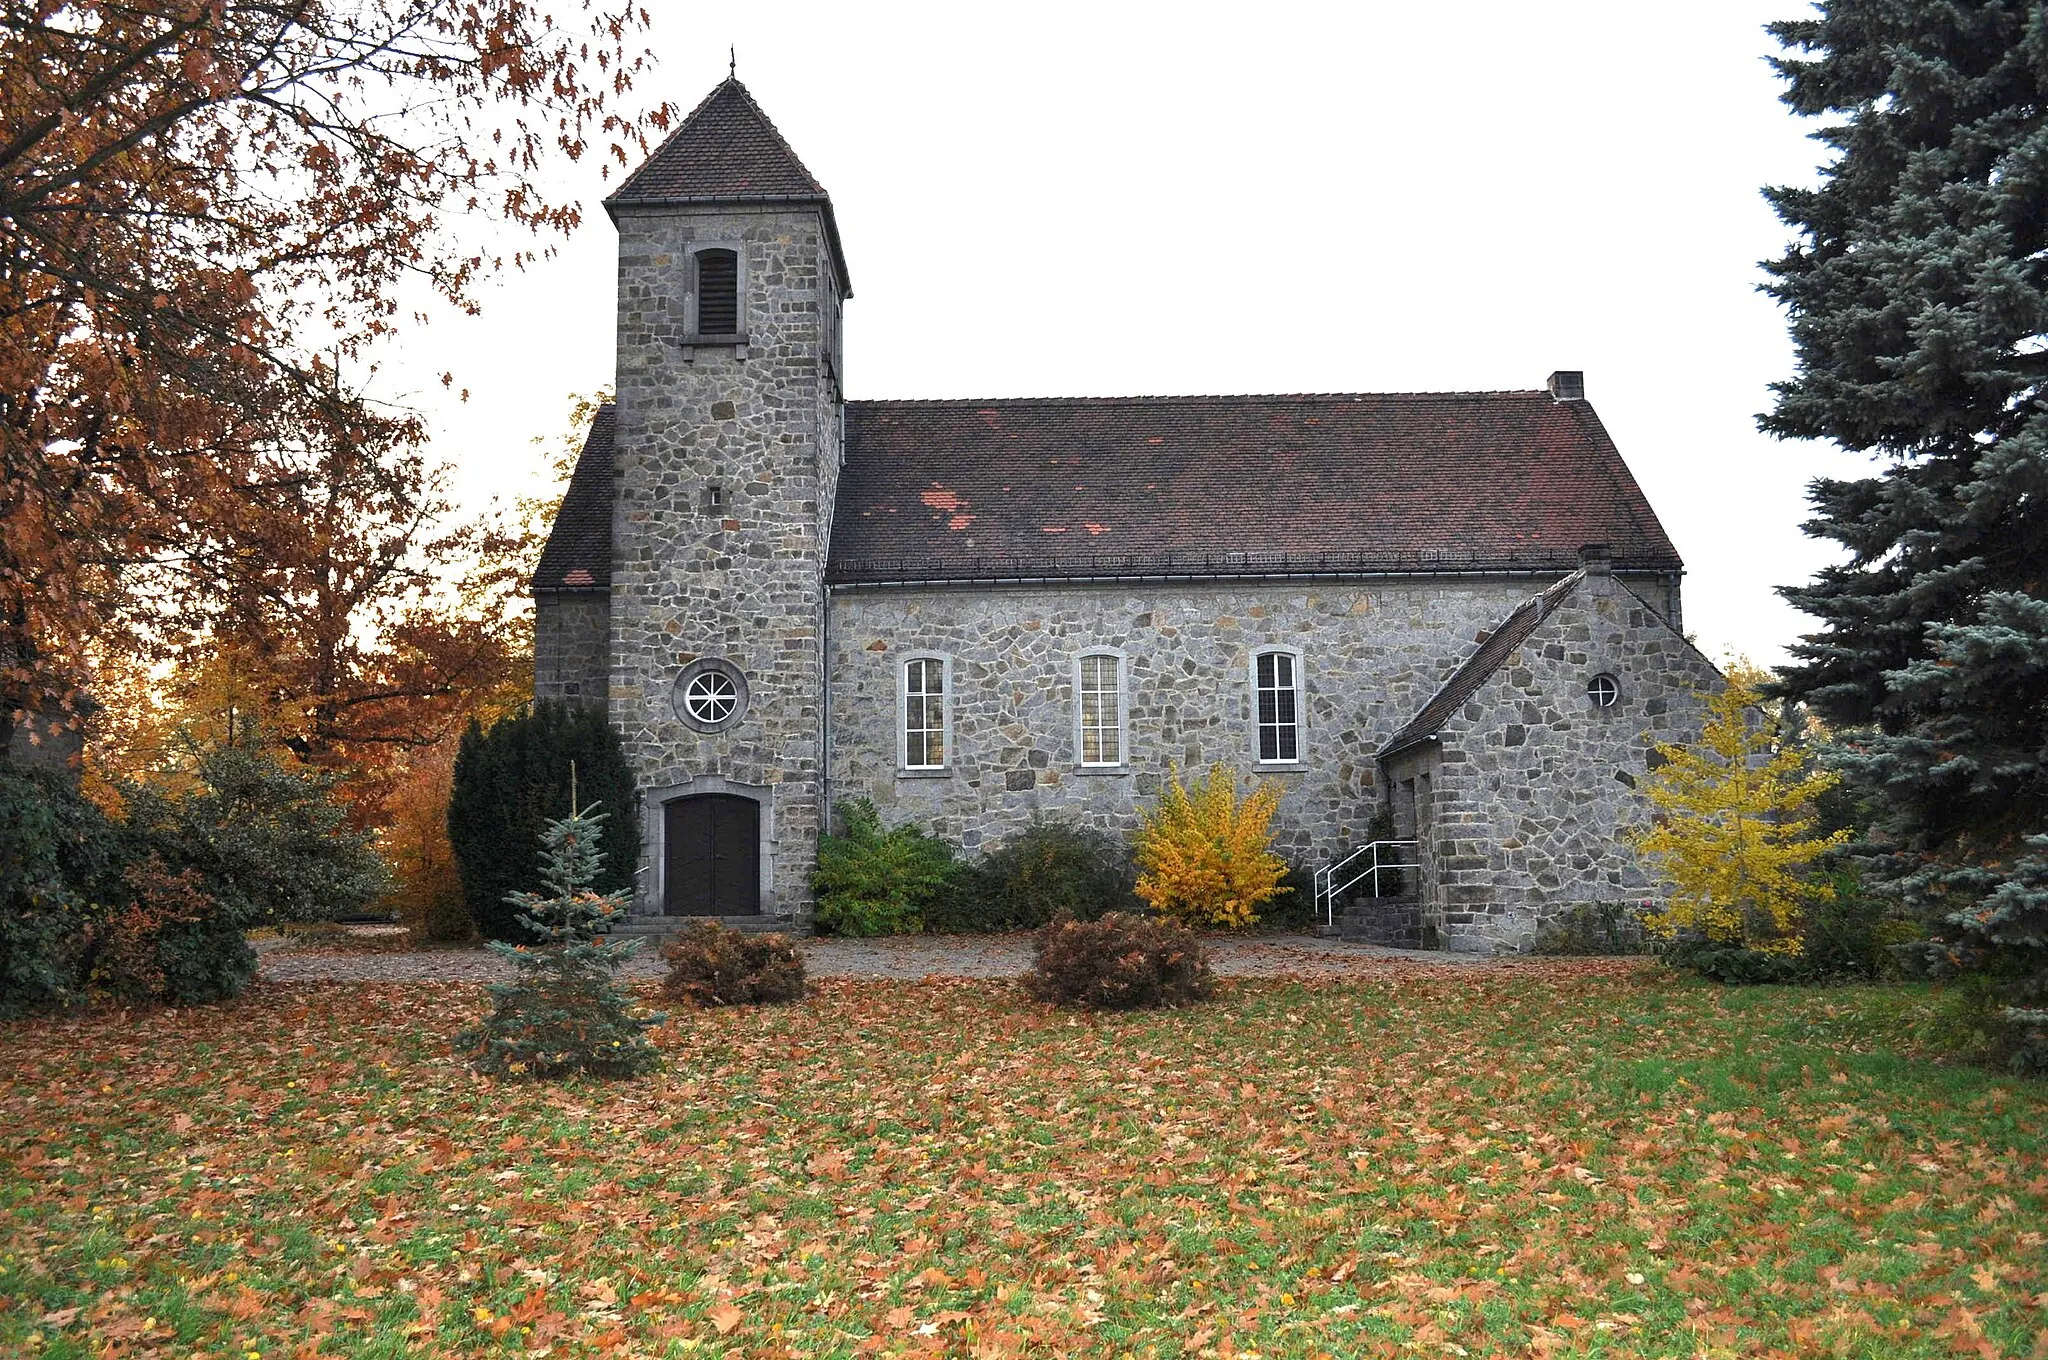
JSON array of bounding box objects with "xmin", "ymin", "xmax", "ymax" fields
[{"xmin": 377, "ymin": 0, "xmax": 1858, "ymax": 666}]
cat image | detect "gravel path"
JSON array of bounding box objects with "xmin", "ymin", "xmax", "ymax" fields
[{"xmin": 256, "ymin": 931, "xmax": 1488, "ymax": 984}]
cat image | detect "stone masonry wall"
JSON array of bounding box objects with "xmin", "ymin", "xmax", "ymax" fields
[
  {"xmin": 534, "ymin": 591, "xmax": 610, "ymax": 705},
  {"xmin": 824, "ymin": 576, "xmax": 1670, "ymax": 875},
  {"xmin": 1398, "ymin": 570, "xmax": 1722, "ymax": 953},
  {"xmin": 608, "ymin": 203, "xmax": 843, "ymax": 916}
]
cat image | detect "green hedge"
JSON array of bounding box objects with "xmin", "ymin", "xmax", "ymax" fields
[{"xmin": 448, "ymin": 701, "xmax": 638, "ymax": 942}]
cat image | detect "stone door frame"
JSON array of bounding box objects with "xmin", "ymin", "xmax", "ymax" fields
[{"xmin": 642, "ymin": 776, "xmax": 775, "ymax": 915}]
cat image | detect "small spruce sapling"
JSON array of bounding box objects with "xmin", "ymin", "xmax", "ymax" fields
[{"xmin": 455, "ymin": 783, "xmax": 661, "ymax": 1079}]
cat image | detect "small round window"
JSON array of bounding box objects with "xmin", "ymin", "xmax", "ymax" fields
[
  {"xmin": 672, "ymin": 658, "xmax": 749, "ymax": 732},
  {"xmin": 1587, "ymin": 673, "xmax": 1620, "ymax": 709}
]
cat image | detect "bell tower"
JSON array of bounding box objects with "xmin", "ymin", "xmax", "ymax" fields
[{"xmin": 603, "ymin": 77, "xmax": 851, "ymax": 920}]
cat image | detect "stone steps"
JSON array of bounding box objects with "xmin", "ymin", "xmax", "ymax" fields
[{"xmin": 605, "ymin": 915, "xmax": 801, "ymax": 938}]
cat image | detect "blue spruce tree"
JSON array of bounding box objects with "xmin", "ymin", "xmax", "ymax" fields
[
  {"xmin": 1763, "ymin": 2, "xmax": 2048, "ymax": 1068},
  {"xmin": 455, "ymin": 794, "xmax": 661, "ymax": 1079}
]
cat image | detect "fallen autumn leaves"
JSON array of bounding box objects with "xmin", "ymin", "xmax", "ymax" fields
[{"xmin": 1, "ymin": 961, "xmax": 2042, "ymax": 1358}]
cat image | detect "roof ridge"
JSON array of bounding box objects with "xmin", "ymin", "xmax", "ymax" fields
[{"xmin": 847, "ymin": 390, "xmax": 1551, "ymax": 407}]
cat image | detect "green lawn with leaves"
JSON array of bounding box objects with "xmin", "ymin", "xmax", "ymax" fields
[{"xmin": 2, "ymin": 961, "xmax": 2042, "ymax": 1358}]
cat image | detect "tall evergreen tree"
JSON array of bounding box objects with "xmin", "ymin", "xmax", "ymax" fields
[{"xmin": 1763, "ymin": 2, "xmax": 2048, "ymax": 1068}]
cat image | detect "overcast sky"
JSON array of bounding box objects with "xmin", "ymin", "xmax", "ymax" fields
[{"xmin": 380, "ymin": 0, "xmax": 1856, "ymax": 666}]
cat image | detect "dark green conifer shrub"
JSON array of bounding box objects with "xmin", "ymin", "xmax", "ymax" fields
[
  {"xmin": 1023, "ymin": 912, "xmax": 1215, "ymax": 1010},
  {"xmin": 810, "ymin": 799, "xmax": 957, "ymax": 936},
  {"xmin": 455, "ymin": 800, "xmax": 661, "ymax": 1079},
  {"xmin": 658, "ymin": 920, "xmax": 805, "ymax": 1006},
  {"xmin": 449, "ymin": 701, "xmax": 638, "ymax": 941}
]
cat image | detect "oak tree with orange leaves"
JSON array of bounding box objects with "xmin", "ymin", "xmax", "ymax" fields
[{"xmin": 0, "ymin": 1, "xmax": 668, "ymax": 748}]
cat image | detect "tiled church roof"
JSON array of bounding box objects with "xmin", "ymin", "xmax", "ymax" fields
[
  {"xmin": 533, "ymin": 392, "xmax": 1685, "ymax": 591},
  {"xmin": 826, "ymin": 391, "xmax": 1683, "ymax": 584},
  {"xmin": 606, "ymin": 77, "xmax": 850, "ymax": 293}
]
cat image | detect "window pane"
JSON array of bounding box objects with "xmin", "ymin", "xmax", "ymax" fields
[
  {"xmin": 1258, "ymin": 689, "xmax": 1278, "ymax": 725},
  {"xmin": 1276, "ymin": 726, "xmax": 1297, "ymax": 761},
  {"xmin": 904, "ymin": 658, "xmax": 945, "ymax": 767},
  {"xmin": 1274, "ymin": 653, "xmax": 1294, "ymax": 688},
  {"xmin": 1257, "ymin": 653, "xmax": 1275, "ymax": 688},
  {"xmin": 1273, "ymin": 686, "xmax": 1296, "ymax": 727}
]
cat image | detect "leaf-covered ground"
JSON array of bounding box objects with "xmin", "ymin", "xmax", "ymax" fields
[{"xmin": 1, "ymin": 962, "xmax": 2042, "ymax": 1358}]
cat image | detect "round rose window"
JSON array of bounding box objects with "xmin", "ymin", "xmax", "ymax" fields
[{"xmin": 671, "ymin": 658, "xmax": 749, "ymax": 732}]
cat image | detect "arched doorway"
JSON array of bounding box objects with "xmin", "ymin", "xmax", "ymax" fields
[{"xmin": 662, "ymin": 793, "xmax": 761, "ymax": 916}]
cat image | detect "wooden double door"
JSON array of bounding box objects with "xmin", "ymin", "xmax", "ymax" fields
[{"xmin": 662, "ymin": 794, "xmax": 760, "ymax": 916}]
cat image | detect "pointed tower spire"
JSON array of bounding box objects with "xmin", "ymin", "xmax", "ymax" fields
[{"xmin": 606, "ymin": 74, "xmax": 849, "ymax": 293}]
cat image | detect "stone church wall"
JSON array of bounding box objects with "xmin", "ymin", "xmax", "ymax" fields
[
  {"xmin": 825, "ymin": 575, "xmax": 1648, "ymax": 873},
  {"xmin": 534, "ymin": 591, "xmax": 610, "ymax": 705},
  {"xmin": 1393, "ymin": 571, "xmax": 1721, "ymax": 953},
  {"xmin": 607, "ymin": 204, "xmax": 842, "ymax": 916}
]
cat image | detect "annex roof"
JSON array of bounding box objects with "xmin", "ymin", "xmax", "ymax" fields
[
  {"xmin": 606, "ymin": 77, "xmax": 850, "ymax": 294},
  {"xmin": 1377, "ymin": 570, "xmax": 1588, "ymax": 761},
  {"xmin": 533, "ymin": 391, "xmax": 1684, "ymax": 592},
  {"xmin": 532, "ymin": 404, "xmax": 614, "ymax": 591},
  {"xmin": 826, "ymin": 391, "xmax": 1683, "ymax": 585}
]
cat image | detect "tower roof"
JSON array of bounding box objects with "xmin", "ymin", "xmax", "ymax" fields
[{"xmin": 607, "ymin": 77, "xmax": 850, "ymax": 293}]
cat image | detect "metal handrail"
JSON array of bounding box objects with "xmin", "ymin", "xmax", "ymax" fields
[{"xmin": 1313, "ymin": 840, "xmax": 1420, "ymax": 926}]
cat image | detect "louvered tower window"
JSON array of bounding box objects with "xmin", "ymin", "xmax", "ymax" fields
[{"xmin": 695, "ymin": 248, "xmax": 739, "ymax": 335}]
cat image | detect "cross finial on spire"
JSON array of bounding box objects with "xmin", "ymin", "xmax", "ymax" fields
[{"xmin": 729, "ymin": 46, "xmax": 736, "ymax": 80}]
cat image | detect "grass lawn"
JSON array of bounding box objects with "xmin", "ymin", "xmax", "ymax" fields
[{"xmin": 2, "ymin": 961, "xmax": 2043, "ymax": 1359}]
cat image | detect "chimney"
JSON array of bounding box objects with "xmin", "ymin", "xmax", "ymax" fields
[
  {"xmin": 1547, "ymin": 370, "xmax": 1585, "ymax": 402},
  {"xmin": 1578, "ymin": 542, "xmax": 1612, "ymax": 576}
]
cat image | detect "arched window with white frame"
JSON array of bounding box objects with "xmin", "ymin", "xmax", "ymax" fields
[
  {"xmin": 1075, "ymin": 649, "xmax": 1126, "ymax": 768},
  {"xmin": 899, "ymin": 654, "xmax": 951, "ymax": 770},
  {"xmin": 1251, "ymin": 647, "xmax": 1304, "ymax": 764}
]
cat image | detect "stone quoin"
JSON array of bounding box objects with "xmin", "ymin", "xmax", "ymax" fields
[{"xmin": 531, "ymin": 74, "xmax": 1720, "ymax": 951}]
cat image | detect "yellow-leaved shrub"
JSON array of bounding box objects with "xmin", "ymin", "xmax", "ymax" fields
[
  {"xmin": 1133, "ymin": 764, "xmax": 1289, "ymax": 929},
  {"xmin": 1636, "ymin": 663, "xmax": 1849, "ymax": 954}
]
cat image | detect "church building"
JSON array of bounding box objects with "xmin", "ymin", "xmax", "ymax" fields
[{"xmin": 532, "ymin": 76, "xmax": 1724, "ymax": 952}]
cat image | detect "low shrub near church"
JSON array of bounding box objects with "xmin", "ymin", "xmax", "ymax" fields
[
  {"xmin": 927, "ymin": 817, "xmax": 1134, "ymax": 932},
  {"xmin": 1022, "ymin": 911, "xmax": 1215, "ymax": 1009},
  {"xmin": 2, "ymin": 738, "xmax": 382, "ymax": 1016},
  {"xmin": 1531, "ymin": 902, "xmax": 1651, "ymax": 956},
  {"xmin": 811, "ymin": 799, "xmax": 958, "ymax": 936},
  {"xmin": 1133, "ymin": 765, "xmax": 1289, "ymax": 929},
  {"xmin": 658, "ymin": 920, "xmax": 805, "ymax": 1006}
]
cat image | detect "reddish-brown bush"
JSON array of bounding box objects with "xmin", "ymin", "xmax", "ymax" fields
[
  {"xmin": 1022, "ymin": 912, "xmax": 1215, "ymax": 1009},
  {"xmin": 658, "ymin": 921, "xmax": 806, "ymax": 1007},
  {"xmin": 90, "ymin": 855, "xmax": 213, "ymax": 1006}
]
